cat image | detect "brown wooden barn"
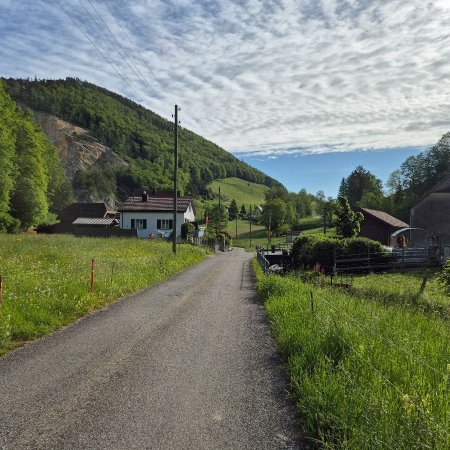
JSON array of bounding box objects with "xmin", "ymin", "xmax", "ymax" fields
[
  {"xmin": 410, "ymin": 175, "xmax": 450, "ymax": 256},
  {"xmin": 358, "ymin": 208, "xmax": 408, "ymax": 246}
]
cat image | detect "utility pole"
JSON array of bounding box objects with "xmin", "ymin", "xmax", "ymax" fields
[
  {"xmin": 172, "ymin": 104, "xmax": 179, "ymax": 255},
  {"xmin": 249, "ymin": 205, "xmax": 252, "ymax": 248},
  {"xmin": 235, "ymin": 214, "xmax": 238, "ymax": 239},
  {"xmin": 218, "ymin": 186, "xmax": 221, "ymax": 240}
]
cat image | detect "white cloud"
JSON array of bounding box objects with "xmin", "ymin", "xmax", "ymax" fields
[{"xmin": 1, "ymin": 0, "xmax": 450, "ymax": 155}]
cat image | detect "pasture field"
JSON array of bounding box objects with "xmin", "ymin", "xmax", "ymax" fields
[
  {"xmin": 0, "ymin": 234, "xmax": 208, "ymax": 355},
  {"xmin": 226, "ymin": 219, "xmax": 285, "ymax": 249},
  {"xmin": 254, "ymin": 261, "xmax": 450, "ymax": 449},
  {"xmin": 195, "ymin": 177, "xmax": 268, "ymax": 222},
  {"xmin": 208, "ymin": 177, "xmax": 268, "ymax": 207},
  {"xmin": 300, "ymin": 216, "xmax": 336, "ymax": 236},
  {"xmin": 349, "ymin": 270, "xmax": 450, "ymax": 319}
]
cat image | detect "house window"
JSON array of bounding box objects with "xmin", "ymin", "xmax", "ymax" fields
[
  {"xmin": 131, "ymin": 218, "xmax": 147, "ymax": 229},
  {"xmin": 157, "ymin": 219, "xmax": 173, "ymax": 230}
]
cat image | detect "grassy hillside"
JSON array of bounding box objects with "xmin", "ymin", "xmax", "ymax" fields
[
  {"xmin": 195, "ymin": 177, "xmax": 269, "ymax": 223},
  {"xmin": 0, "ymin": 234, "xmax": 208, "ymax": 355},
  {"xmin": 208, "ymin": 177, "xmax": 268, "ymax": 207},
  {"xmin": 4, "ymin": 78, "xmax": 282, "ymax": 202}
]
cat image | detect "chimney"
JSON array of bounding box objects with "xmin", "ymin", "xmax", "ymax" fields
[{"xmin": 142, "ymin": 191, "xmax": 148, "ymax": 202}]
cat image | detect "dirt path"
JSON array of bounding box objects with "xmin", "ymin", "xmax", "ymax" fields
[{"xmin": 0, "ymin": 249, "xmax": 305, "ymax": 449}]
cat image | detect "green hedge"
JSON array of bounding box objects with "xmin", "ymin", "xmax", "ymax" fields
[{"xmin": 291, "ymin": 235, "xmax": 387, "ymax": 270}]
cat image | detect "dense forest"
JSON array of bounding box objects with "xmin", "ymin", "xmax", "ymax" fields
[
  {"xmin": 4, "ymin": 78, "xmax": 282, "ymax": 201},
  {"xmin": 0, "ymin": 81, "xmax": 72, "ymax": 231}
]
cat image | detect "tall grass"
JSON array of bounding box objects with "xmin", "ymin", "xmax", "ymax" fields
[
  {"xmin": 0, "ymin": 234, "xmax": 208, "ymax": 354},
  {"xmin": 254, "ymin": 261, "xmax": 450, "ymax": 449}
]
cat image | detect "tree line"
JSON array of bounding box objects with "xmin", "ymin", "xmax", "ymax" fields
[
  {"xmin": 216, "ymin": 131, "xmax": 449, "ymax": 238},
  {"xmin": 0, "ymin": 81, "xmax": 72, "ymax": 232}
]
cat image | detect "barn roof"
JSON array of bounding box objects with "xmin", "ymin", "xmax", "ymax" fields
[
  {"xmin": 410, "ymin": 174, "xmax": 450, "ymax": 209},
  {"xmin": 58, "ymin": 203, "xmax": 114, "ymax": 223},
  {"xmin": 360, "ymin": 208, "xmax": 408, "ymax": 228},
  {"xmin": 118, "ymin": 196, "xmax": 193, "ymax": 213}
]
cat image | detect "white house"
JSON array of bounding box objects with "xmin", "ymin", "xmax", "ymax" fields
[{"xmin": 118, "ymin": 190, "xmax": 195, "ymax": 238}]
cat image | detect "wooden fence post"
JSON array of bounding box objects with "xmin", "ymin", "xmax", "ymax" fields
[
  {"xmin": 90, "ymin": 259, "xmax": 95, "ymax": 293},
  {"xmin": 333, "ymin": 247, "xmax": 337, "ymax": 274},
  {"xmin": 310, "ymin": 290, "xmax": 314, "ymax": 314},
  {"xmin": 0, "ymin": 275, "xmax": 3, "ymax": 306}
]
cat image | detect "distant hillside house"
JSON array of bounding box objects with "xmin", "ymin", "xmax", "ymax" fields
[
  {"xmin": 118, "ymin": 190, "xmax": 195, "ymax": 238},
  {"xmin": 254, "ymin": 206, "xmax": 263, "ymax": 219},
  {"xmin": 359, "ymin": 208, "xmax": 408, "ymax": 246},
  {"xmin": 410, "ymin": 175, "xmax": 450, "ymax": 251}
]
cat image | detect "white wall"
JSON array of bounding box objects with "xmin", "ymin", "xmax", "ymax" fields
[{"xmin": 121, "ymin": 211, "xmax": 192, "ymax": 238}]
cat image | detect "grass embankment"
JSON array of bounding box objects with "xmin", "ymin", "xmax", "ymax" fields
[
  {"xmin": 350, "ymin": 270, "xmax": 450, "ymax": 319},
  {"xmin": 253, "ymin": 261, "xmax": 450, "ymax": 449},
  {"xmin": 0, "ymin": 234, "xmax": 208, "ymax": 355}
]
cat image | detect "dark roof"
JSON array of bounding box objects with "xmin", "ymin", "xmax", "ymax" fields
[
  {"xmin": 360, "ymin": 208, "xmax": 408, "ymax": 228},
  {"xmin": 118, "ymin": 196, "xmax": 193, "ymax": 213},
  {"xmin": 409, "ymin": 174, "xmax": 450, "ymax": 209},
  {"xmin": 72, "ymin": 217, "xmax": 119, "ymax": 226},
  {"xmin": 58, "ymin": 203, "xmax": 114, "ymax": 224}
]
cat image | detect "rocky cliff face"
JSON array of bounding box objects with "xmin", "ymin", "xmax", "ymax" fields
[{"xmin": 34, "ymin": 111, "xmax": 128, "ymax": 180}]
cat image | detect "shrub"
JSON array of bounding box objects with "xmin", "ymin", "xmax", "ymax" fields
[
  {"xmin": 291, "ymin": 235, "xmax": 322, "ymax": 269},
  {"xmin": 181, "ymin": 222, "xmax": 195, "ymax": 240},
  {"xmin": 292, "ymin": 235, "xmax": 387, "ymax": 271}
]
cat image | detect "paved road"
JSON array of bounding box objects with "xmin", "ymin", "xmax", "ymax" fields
[{"xmin": 0, "ymin": 249, "xmax": 304, "ymax": 449}]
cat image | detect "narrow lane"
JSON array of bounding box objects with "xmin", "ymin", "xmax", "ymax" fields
[{"xmin": 0, "ymin": 249, "xmax": 304, "ymax": 449}]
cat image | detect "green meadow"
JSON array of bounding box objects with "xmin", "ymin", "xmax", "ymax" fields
[
  {"xmin": 254, "ymin": 261, "xmax": 450, "ymax": 449},
  {"xmin": 0, "ymin": 234, "xmax": 208, "ymax": 355}
]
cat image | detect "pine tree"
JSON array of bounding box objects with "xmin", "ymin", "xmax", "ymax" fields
[
  {"xmin": 228, "ymin": 199, "xmax": 238, "ymax": 220},
  {"xmin": 240, "ymin": 204, "xmax": 247, "ymax": 218},
  {"xmin": 334, "ymin": 196, "xmax": 364, "ymax": 238}
]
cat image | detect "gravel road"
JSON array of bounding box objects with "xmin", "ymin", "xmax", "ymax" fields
[{"xmin": 0, "ymin": 248, "xmax": 305, "ymax": 449}]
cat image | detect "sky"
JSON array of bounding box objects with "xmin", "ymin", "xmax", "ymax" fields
[{"xmin": 1, "ymin": 0, "xmax": 450, "ymax": 195}]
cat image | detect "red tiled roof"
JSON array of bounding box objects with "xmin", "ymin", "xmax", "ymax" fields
[
  {"xmin": 360, "ymin": 208, "xmax": 408, "ymax": 228},
  {"xmin": 118, "ymin": 196, "xmax": 193, "ymax": 213}
]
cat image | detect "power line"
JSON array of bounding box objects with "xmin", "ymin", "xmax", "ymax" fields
[
  {"xmin": 82, "ymin": 0, "xmax": 161, "ymax": 99},
  {"xmin": 102, "ymin": 0, "xmax": 176, "ymax": 105},
  {"xmin": 54, "ymin": 0, "xmax": 142, "ymax": 98},
  {"xmin": 75, "ymin": 0, "xmax": 145, "ymax": 93}
]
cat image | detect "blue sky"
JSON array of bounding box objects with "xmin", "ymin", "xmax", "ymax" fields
[
  {"xmin": 1, "ymin": 0, "xmax": 450, "ymax": 195},
  {"xmin": 241, "ymin": 147, "xmax": 424, "ymax": 196}
]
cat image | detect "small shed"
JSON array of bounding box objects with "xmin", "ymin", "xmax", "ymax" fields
[{"xmin": 359, "ymin": 208, "xmax": 408, "ymax": 246}]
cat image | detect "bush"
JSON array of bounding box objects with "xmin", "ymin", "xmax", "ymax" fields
[
  {"xmin": 291, "ymin": 235, "xmax": 322, "ymax": 269},
  {"xmin": 292, "ymin": 235, "xmax": 387, "ymax": 271},
  {"xmin": 181, "ymin": 222, "xmax": 195, "ymax": 240},
  {"xmin": 341, "ymin": 237, "xmax": 385, "ymax": 257}
]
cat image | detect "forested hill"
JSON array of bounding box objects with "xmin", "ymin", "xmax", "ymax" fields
[{"xmin": 4, "ymin": 78, "xmax": 282, "ymax": 199}]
